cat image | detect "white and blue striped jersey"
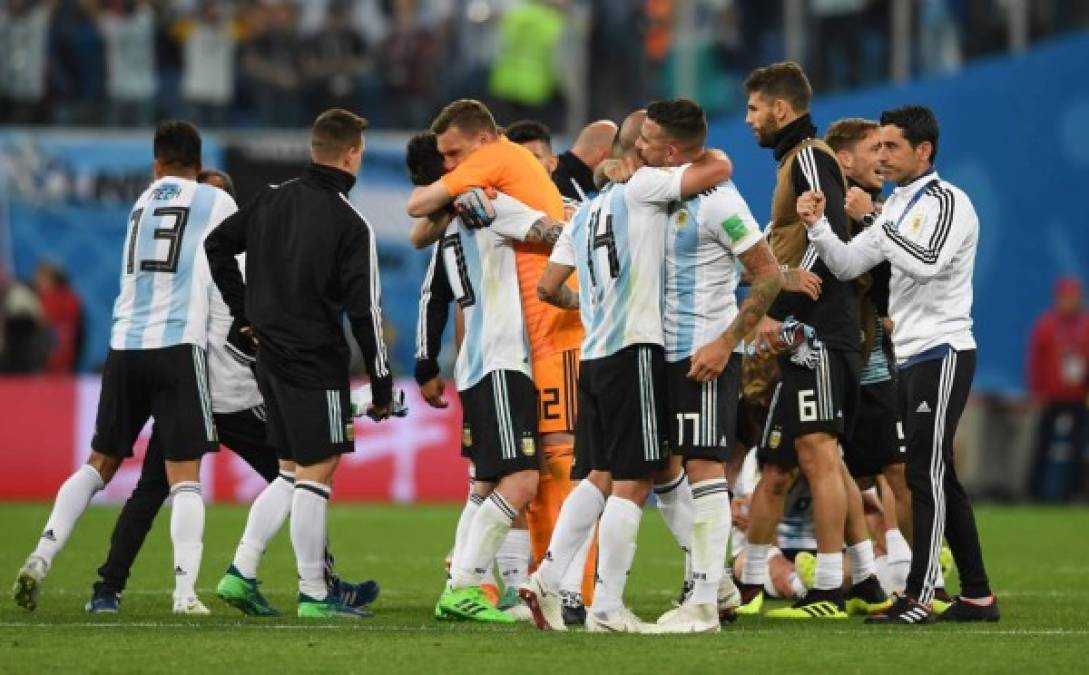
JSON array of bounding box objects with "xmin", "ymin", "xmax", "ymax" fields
[
  {"xmin": 417, "ymin": 193, "xmax": 543, "ymax": 391},
  {"xmin": 550, "ymin": 166, "xmax": 684, "ymax": 360},
  {"xmin": 110, "ymin": 177, "xmax": 236, "ymax": 351},
  {"xmin": 663, "ymin": 180, "xmax": 762, "ymax": 362}
]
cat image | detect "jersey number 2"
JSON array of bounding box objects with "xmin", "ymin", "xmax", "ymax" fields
[{"xmin": 126, "ymin": 206, "xmax": 191, "ymax": 274}]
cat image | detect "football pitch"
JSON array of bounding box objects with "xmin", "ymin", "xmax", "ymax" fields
[{"xmin": 0, "ymin": 503, "xmax": 1085, "ymax": 674}]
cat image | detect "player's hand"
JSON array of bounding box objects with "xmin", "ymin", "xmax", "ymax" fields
[
  {"xmin": 419, "ymin": 376, "xmax": 448, "ymax": 409},
  {"xmin": 731, "ymin": 496, "xmax": 750, "ymax": 530},
  {"xmin": 781, "ymin": 268, "xmax": 822, "ymax": 301},
  {"xmin": 688, "ymin": 336, "xmax": 735, "ymax": 383},
  {"xmin": 755, "ymin": 316, "xmax": 786, "ymax": 355},
  {"xmin": 366, "ymin": 401, "xmax": 394, "ymax": 422},
  {"xmin": 603, "ymin": 156, "xmax": 639, "ymax": 184},
  {"xmin": 845, "ymin": 186, "xmax": 876, "ymax": 222},
  {"xmin": 796, "ymin": 190, "xmax": 826, "ymax": 226},
  {"xmin": 226, "ymin": 318, "xmax": 258, "ymax": 364},
  {"xmin": 453, "ymin": 188, "xmax": 497, "ymax": 230}
]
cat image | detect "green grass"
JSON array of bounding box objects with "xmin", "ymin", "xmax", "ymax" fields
[{"xmin": 0, "ymin": 503, "xmax": 1086, "ymax": 674}]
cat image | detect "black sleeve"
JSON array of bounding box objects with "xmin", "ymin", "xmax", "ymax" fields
[
  {"xmin": 204, "ymin": 202, "xmax": 251, "ymax": 323},
  {"xmin": 414, "ymin": 244, "xmax": 454, "ymax": 385},
  {"xmin": 340, "ymin": 219, "xmax": 394, "ymax": 406}
]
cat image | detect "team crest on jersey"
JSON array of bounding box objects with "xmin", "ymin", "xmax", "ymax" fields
[
  {"xmin": 910, "ymin": 212, "xmax": 923, "ymax": 234},
  {"xmin": 674, "ymin": 209, "xmax": 689, "ymax": 229},
  {"xmin": 521, "ymin": 435, "xmax": 537, "ymax": 457},
  {"xmin": 150, "ymin": 183, "xmax": 182, "ymax": 201},
  {"xmin": 462, "ymin": 426, "xmax": 473, "ymax": 447},
  {"xmin": 345, "ymin": 422, "xmax": 355, "ymax": 442},
  {"xmin": 769, "ymin": 429, "xmax": 782, "ymax": 449}
]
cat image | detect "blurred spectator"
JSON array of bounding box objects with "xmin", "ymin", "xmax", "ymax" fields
[
  {"xmin": 1027, "ymin": 277, "xmax": 1089, "ymax": 501},
  {"xmin": 587, "ymin": 0, "xmax": 645, "ymax": 123},
  {"xmin": 0, "ymin": 0, "xmax": 54, "ymax": 124},
  {"xmin": 48, "ymin": 0, "xmax": 106, "ymax": 125},
  {"xmin": 240, "ymin": 1, "xmax": 303, "ymax": 127},
  {"xmin": 302, "ymin": 0, "xmax": 371, "ymax": 119},
  {"xmin": 0, "ymin": 273, "xmax": 47, "ymax": 374},
  {"xmin": 378, "ymin": 0, "xmax": 440, "ymax": 129},
  {"xmin": 175, "ymin": 0, "xmax": 241, "ymax": 127},
  {"xmin": 99, "ymin": 0, "xmax": 158, "ymax": 126},
  {"xmin": 488, "ymin": 0, "xmax": 567, "ymax": 129},
  {"xmin": 33, "ymin": 261, "xmax": 83, "ymax": 373},
  {"xmin": 809, "ymin": 0, "xmax": 888, "ymax": 92},
  {"xmin": 917, "ymin": 0, "xmax": 963, "ymax": 76}
]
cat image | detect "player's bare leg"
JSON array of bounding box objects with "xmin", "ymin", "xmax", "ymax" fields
[
  {"xmin": 738, "ymin": 463, "xmax": 792, "ymax": 614},
  {"xmin": 840, "ymin": 460, "xmax": 888, "ymax": 614}
]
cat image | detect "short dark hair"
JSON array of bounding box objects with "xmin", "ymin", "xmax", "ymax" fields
[
  {"xmin": 646, "ymin": 98, "xmax": 708, "ymax": 147},
  {"xmin": 311, "ymin": 108, "xmax": 367, "ymax": 159},
  {"xmin": 825, "ymin": 118, "xmax": 880, "ymax": 153},
  {"xmin": 504, "ymin": 120, "xmax": 552, "ymax": 148},
  {"xmin": 196, "ymin": 168, "xmax": 235, "ymax": 198},
  {"xmin": 405, "ymin": 132, "xmax": 445, "ymax": 186},
  {"xmin": 431, "ymin": 99, "xmax": 498, "ymax": 137},
  {"xmin": 880, "ymin": 105, "xmax": 940, "ymax": 162},
  {"xmin": 744, "ymin": 61, "xmax": 813, "ymax": 113},
  {"xmin": 154, "ymin": 120, "xmax": 202, "ymax": 169}
]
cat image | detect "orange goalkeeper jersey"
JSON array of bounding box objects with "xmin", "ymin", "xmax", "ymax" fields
[{"xmin": 441, "ymin": 138, "xmax": 583, "ymax": 359}]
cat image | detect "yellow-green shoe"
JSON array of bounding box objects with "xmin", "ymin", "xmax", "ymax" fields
[
  {"xmin": 794, "ymin": 551, "xmax": 816, "ymax": 591},
  {"xmin": 765, "ymin": 590, "xmax": 848, "ymax": 619},
  {"xmin": 437, "ymin": 586, "xmax": 515, "ymax": 623},
  {"xmin": 736, "ymin": 584, "xmax": 764, "ymax": 616},
  {"xmin": 845, "ymin": 575, "xmax": 893, "ymax": 616}
]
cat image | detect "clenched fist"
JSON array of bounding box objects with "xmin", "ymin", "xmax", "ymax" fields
[
  {"xmin": 845, "ymin": 186, "xmax": 877, "ymax": 222},
  {"xmin": 796, "ymin": 190, "xmax": 826, "ymax": 226}
]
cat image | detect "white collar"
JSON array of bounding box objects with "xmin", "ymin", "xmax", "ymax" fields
[{"xmin": 891, "ymin": 168, "xmax": 940, "ymax": 197}]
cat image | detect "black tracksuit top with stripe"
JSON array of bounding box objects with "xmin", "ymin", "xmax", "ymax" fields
[
  {"xmin": 205, "ymin": 163, "xmax": 392, "ymax": 404},
  {"xmin": 767, "ymin": 116, "xmax": 861, "ymax": 352}
]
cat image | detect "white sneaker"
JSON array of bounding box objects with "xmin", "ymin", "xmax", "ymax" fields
[
  {"xmin": 503, "ymin": 601, "xmax": 534, "ymax": 622},
  {"xmin": 586, "ymin": 606, "xmax": 660, "ymax": 634},
  {"xmin": 173, "ymin": 596, "xmax": 211, "ymax": 615},
  {"xmin": 12, "ymin": 555, "xmax": 48, "ymax": 611},
  {"xmin": 718, "ymin": 574, "xmax": 741, "ymax": 619},
  {"xmin": 517, "ymin": 574, "xmax": 566, "ymax": 631},
  {"xmin": 656, "ymin": 603, "xmax": 721, "ymax": 633}
]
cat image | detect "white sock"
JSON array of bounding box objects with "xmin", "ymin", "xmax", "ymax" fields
[
  {"xmin": 32, "ymin": 464, "xmax": 104, "ymax": 568},
  {"xmin": 884, "ymin": 528, "xmax": 911, "ymax": 593},
  {"xmin": 451, "ymin": 492, "xmax": 516, "ymax": 589},
  {"xmin": 655, "ymin": 472, "xmax": 694, "ymax": 587},
  {"xmin": 592, "ymin": 497, "xmax": 643, "ymax": 614},
  {"xmin": 814, "ymin": 552, "xmax": 844, "ymax": 591},
  {"xmin": 935, "ymin": 557, "xmax": 947, "ymax": 589},
  {"xmin": 788, "ymin": 571, "xmax": 808, "ymax": 599},
  {"xmin": 232, "ymin": 472, "xmax": 294, "ymax": 579},
  {"xmin": 847, "ymin": 540, "xmax": 877, "ymax": 585},
  {"xmin": 875, "ymin": 555, "xmax": 892, "ymax": 594},
  {"xmin": 291, "ymin": 481, "xmax": 330, "ymax": 600},
  {"xmin": 764, "ymin": 547, "xmax": 784, "ymax": 598},
  {"xmin": 559, "ymin": 530, "xmax": 594, "ymax": 598},
  {"xmin": 170, "ymin": 482, "xmax": 205, "ymax": 601},
  {"xmin": 689, "ymin": 478, "xmax": 731, "ymax": 606},
  {"xmin": 741, "ymin": 543, "xmax": 770, "ymax": 586},
  {"xmin": 451, "ymin": 492, "xmax": 484, "ymax": 577},
  {"xmin": 496, "ymin": 527, "xmax": 531, "ymax": 589},
  {"xmin": 538, "ymin": 480, "xmax": 606, "ymax": 592}
]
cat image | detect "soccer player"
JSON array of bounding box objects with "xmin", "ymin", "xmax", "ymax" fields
[
  {"xmin": 13, "ymin": 121, "xmax": 230, "ymax": 614},
  {"xmin": 798, "ymin": 105, "xmax": 998, "ymax": 624},
  {"xmin": 412, "ymin": 148, "xmax": 566, "ymax": 624},
  {"xmin": 630, "ymin": 98, "xmax": 790, "ymax": 632},
  {"xmin": 523, "ymin": 109, "xmax": 732, "ymax": 632},
  {"xmin": 551, "ymin": 119, "xmax": 618, "ymax": 201},
  {"xmin": 825, "ymin": 118, "xmax": 915, "ymax": 595},
  {"xmin": 741, "ymin": 62, "xmax": 885, "ymax": 619},
  {"xmin": 406, "ymin": 100, "xmax": 591, "ymax": 612},
  {"xmin": 205, "ymin": 108, "xmax": 394, "ymax": 619}
]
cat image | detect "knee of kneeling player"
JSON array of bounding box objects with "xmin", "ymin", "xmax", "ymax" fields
[{"xmin": 499, "ymin": 469, "xmax": 540, "ymax": 509}]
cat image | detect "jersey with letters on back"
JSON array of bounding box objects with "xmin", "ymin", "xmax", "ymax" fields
[
  {"xmin": 664, "ymin": 179, "xmax": 762, "ymax": 362},
  {"xmin": 416, "ymin": 193, "xmax": 545, "ymax": 391},
  {"xmin": 111, "ymin": 177, "xmax": 236, "ymax": 351},
  {"xmin": 550, "ymin": 165, "xmax": 684, "ymax": 361}
]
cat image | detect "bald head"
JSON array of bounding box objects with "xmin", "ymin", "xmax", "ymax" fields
[
  {"xmin": 571, "ymin": 119, "xmax": 619, "ymax": 169},
  {"xmin": 615, "ymin": 110, "xmax": 647, "ymax": 157}
]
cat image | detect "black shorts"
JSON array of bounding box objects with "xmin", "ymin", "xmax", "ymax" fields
[
  {"xmin": 255, "ymin": 363, "xmax": 353, "ymax": 467},
  {"xmin": 460, "ymin": 370, "xmax": 540, "ymax": 483},
  {"xmin": 757, "ymin": 348, "xmax": 860, "ymax": 469},
  {"xmin": 214, "ymin": 406, "xmax": 280, "ymax": 482},
  {"xmin": 666, "ymin": 354, "xmax": 741, "ymax": 462},
  {"xmin": 843, "ymin": 379, "xmax": 906, "ymax": 478},
  {"xmin": 572, "ymin": 344, "xmax": 669, "ymax": 481},
  {"xmin": 92, "ymin": 345, "xmax": 218, "ymax": 461}
]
